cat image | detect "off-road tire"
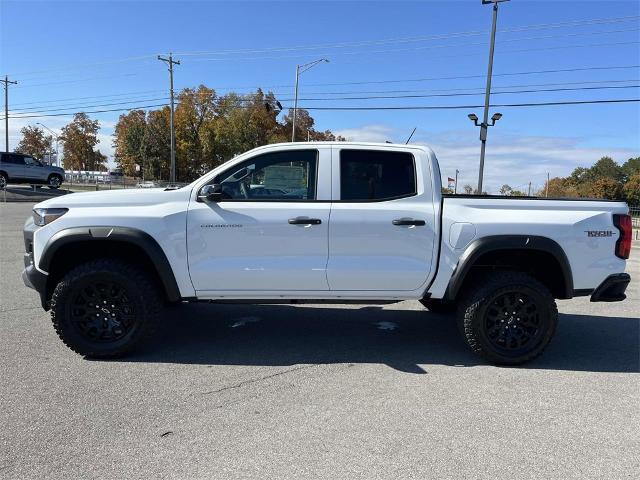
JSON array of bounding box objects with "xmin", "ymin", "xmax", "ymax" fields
[
  {"xmin": 419, "ymin": 298, "xmax": 457, "ymax": 314},
  {"xmin": 457, "ymin": 271, "xmax": 558, "ymax": 365},
  {"xmin": 0, "ymin": 172, "xmax": 7, "ymax": 189},
  {"xmin": 50, "ymin": 258, "xmax": 161, "ymax": 358},
  {"xmin": 47, "ymin": 174, "xmax": 62, "ymax": 189}
]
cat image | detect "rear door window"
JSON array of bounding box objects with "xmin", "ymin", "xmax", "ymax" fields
[{"xmin": 339, "ymin": 149, "xmax": 416, "ymax": 201}]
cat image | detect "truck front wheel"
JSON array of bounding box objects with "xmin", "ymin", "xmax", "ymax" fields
[
  {"xmin": 50, "ymin": 259, "xmax": 160, "ymax": 358},
  {"xmin": 457, "ymin": 272, "xmax": 558, "ymax": 365}
]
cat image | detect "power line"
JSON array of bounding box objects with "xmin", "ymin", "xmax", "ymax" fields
[
  {"xmin": 2, "ymin": 15, "xmax": 637, "ymax": 78},
  {"xmin": 174, "ymin": 15, "xmax": 640, "ymax": 57},
  {"xmin": 9, "ymin": 84, "xmax": 639, "ymax": 116},
  {"xmin": 275, "ymin": 98, "xmax": 640, "ymax": 111},
  {"xmin": 11, "ymin": 97, "xmax": 170, "ymax": 114},
  {"xmin": 1, "ymin": 103, "xmax": 169, "ymax": 120},
  {"xmin": 218, "ymin": 64, "xmax": 640, "ymax": 89},
  {"xmin": 279, "ymin": 84, "xmax": 640, "ymax": 102},
  {"xmin": 11, "ymin": 78, "xmax": 638, "ymax": 112},
  {"xmin": 4, "ymin": 97, "xmax": 638, "ymax": 122}
]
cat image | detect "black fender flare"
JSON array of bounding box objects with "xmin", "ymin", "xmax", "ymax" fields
[
  {"xmin": 444, "ymin": 235, "xmax": 573, "ymax": 301},
  {"xmin": 40, "ymin": 226, "xmax": 181, "ymax": 302}
]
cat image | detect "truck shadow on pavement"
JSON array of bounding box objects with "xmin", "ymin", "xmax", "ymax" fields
[{"xmin": 125, "ymin": 303, "xmax": 639, "ymax": 374}]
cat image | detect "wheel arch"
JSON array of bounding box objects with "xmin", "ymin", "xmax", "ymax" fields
[
  {"xmin": 40, "ymin": 227, "xmax": 181, "ymax": 305},
  {"xmin": 444, "ymin": 235, "xmax": 573, "ymax": 301}
]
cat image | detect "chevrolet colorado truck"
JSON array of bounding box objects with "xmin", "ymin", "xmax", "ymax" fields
[{"xmin": 22, "ymin": 142, "xmax": 632, "ymax": 365}]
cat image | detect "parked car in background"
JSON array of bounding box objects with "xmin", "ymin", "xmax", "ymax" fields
[
  {"xmin": 136, "ymin": 180, "xmax": 158, "ymax": 189},
  {"xmin": 0, "ymin": 152, "xmax": 65, "ymax": 189}
]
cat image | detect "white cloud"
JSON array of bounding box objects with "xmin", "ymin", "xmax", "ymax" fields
[
  {"xmin": 329, "ymin": 124, "xmax": 638, "ymax": 194},
  {"xmin": 334, "ymin": 124, "xmax": 395, "ymax": 143}
]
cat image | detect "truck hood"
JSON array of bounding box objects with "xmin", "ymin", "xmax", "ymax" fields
[{"xmin": 34, "ymin": 186, "xmax": 193, "ymax": 209}]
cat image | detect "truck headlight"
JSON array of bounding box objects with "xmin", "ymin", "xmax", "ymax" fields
[{"xmin": 33, "ymin": 208, "xmax": 68, "ymax": 226}]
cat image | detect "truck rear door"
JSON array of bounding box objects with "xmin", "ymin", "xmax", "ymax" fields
[{"xmin": 326, "ymin": 146, "xmax": 438, "ymax": 292}]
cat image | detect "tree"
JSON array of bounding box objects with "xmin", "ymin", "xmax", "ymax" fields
[
  {"xmin": 113, "ymin": 110, "xmax": 147, "ymax": 177},
  {"xmin": 463, "ymin": 184, "xmax": 473, "ymax": 194},
  {"xmin": 590, "ymin": 156, "xmax": 623, "ymax": 182},
  {"xmin": 175, "ymin": 85, "xmax": 218, "ymax": 179},
  {"xmin": 623, "ymin": 173, "xmax": 640, "ymax": 205},
  {"xmin": 143, "ymin": 107, "xmax": 171, "ymax": 180},
  {"xmin": 588, "ymin": 177, "xmax": 622, "ymax": 199},
  {"xmin": 59, "ymin": 113, "xmax": 106, "ymax": 171},
  {"xmin": 499, "ymin": 184, "xmax": 512, "ymax": 196},
  {"xmin": 621, "ymin": 157, "xmax": 640, "ymax": 181},
  {"xmin": 540, "ymin": 177, "xmax": 579, "ymax": 198},
  {"xmin": 15, "ymin": 125, "xmax": 51, "ymax": 160}
]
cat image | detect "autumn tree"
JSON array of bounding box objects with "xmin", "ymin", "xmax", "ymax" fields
[
  {"xmin": 623, "ymin": 173, "xmax": 640, "ymax": 205},
  {"xmin": 143, "ymin": 107, "xmax": 171, "ymax": 180},
  {"xmin": 113, "ymin": 109, "xmax": 147, "ymax": 176},
  {"xmin": 175, "ymin": 85, "xmax": 218, "ymax": 179},
  {"xmin": 15, "ymin": 125, "xmax": 51, "ymax": 160},
  {"xmin": 60, "ymin": 113, "xmax": 106, "ymax": 170}
]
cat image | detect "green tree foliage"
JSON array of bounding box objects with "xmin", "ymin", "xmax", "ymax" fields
[
  {"xmin": 59, "ymin": 113, "xmax": 107, "ymax": 171},
  {"xmin": 15, "ymin": 126, "xmax": 51, "ymax": 160},
  {"xmin": 621, "ymin": 157, "xmax": 640, "ymax": 181},
  {"xmin": 539, "ymin": 155, "xmax": 639, "ymax": 203}
]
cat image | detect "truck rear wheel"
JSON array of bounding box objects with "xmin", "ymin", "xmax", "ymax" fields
[
  {"xmin": 50, "ymin": 259, "xmax": 160, "ymax": 358},
  {"xmin": 457, "ymin": 271, "xmax": 558, "ymax": 365}
]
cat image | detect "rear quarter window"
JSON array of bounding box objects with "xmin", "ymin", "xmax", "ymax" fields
[{"xmin": 339, "ymin": 149, "xmax": 416, "ymax": 201}]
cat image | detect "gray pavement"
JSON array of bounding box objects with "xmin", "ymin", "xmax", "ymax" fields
[{"xmin": 1, "ymin": 201, "xmax": 638, "ymax": 480}]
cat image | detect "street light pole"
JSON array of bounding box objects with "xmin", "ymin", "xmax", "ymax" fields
[
  {"xmin": 454, "ymin": 169, "xmax": 459, "ymax": 194},
  {"xmin": 477, "ymin": 0, "xmax": 509, "ymax": 194},
  {"xmin": 292, "ymin": 58, "xmax": 329, "ymax": 142},
  {"xmin": 158, "ymin": 53, "xmax": 180, "ymax": 183},
  {"xmin": 37, "ymin": 123, "xmax": 59, "ymax": 166}
]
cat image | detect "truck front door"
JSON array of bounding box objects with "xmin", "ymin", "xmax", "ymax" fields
[{"xmin": 187, "ymin": 147, "xmax": 331, "ymax": 294}]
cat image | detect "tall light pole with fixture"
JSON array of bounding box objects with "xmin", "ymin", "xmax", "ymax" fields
[
  {"xmin": 471, "ymin": 0, "xmax": 509, "ymax": 194},
  {"xmin": 37, "ymin": 122, "xmax": 59, "ymax": 167},
  {"xmin": 292, "ymin": 58, "xmax": 329, "ymax": 142}
]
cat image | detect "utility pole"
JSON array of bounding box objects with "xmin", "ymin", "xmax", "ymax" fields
[
  {"xmin": 454, "ymin": 169, "xmax": 459, "ymax": 194},
  {"xmin": 545, "ymin": 172, "xmax": 550, "ymax": 197},
  {"xmin": 158, "ymin": 53, "xmax": 180, "ymax": 184},
  {"xmin": 2, "ymin": 76, "xmax": 18, "ymax": 152},
  {"xmin": 476, "ymin": 0, "xmax": 509, "ymax": 194},
  {"xmin": 292, "ymin": 58, "xmax": 329, "ymax": 142},
  {"xmin": 528, "ymin": 181, "xmax": 532, "ymax": 196}
]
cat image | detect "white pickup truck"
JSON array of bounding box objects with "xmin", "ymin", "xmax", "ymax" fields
[{"xmin": 22, "ymin": 142, "xmax": 632, "ymax": 365}]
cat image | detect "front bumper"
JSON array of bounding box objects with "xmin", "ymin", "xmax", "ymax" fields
[
  {"xmin": 22, "ymin": 253, "xmax": 49, "ymax": 310},
  {"xmin": 22, "ymin": 216, "xmax": 50, "ymax": 310},
  {"xmin": 590, "ymin": 273, "xmax": 630, "ymax": 302}
]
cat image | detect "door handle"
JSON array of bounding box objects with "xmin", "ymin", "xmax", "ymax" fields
[
  {"xmin": 288, "ymin": 217, "xmax": 322, "ymax": 225},
  {"xmin": 392, "ymin": 218, "xmax": 425, "ymax": 226}
]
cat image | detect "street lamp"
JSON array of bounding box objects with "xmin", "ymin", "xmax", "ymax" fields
[
  {"xmin": 37, "ymin": 122, "xmax": 59, "ymax": 167},
  {"xmin": 292, "ymin": 58, "xmax": 329, "ymax": 142},
  {"xmin": 474, "ymin": 0, "xmax": 510, "ymax": 194}
]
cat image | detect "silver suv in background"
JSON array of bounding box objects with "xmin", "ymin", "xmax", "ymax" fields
[{"xmin": 0, "ymin": 152, "xmax": 65, "ymax": 189}]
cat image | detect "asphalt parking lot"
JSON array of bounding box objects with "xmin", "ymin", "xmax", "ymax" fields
[{"xmin": 1, "ymin": 201, "xmax": 638, "ymax": 480}]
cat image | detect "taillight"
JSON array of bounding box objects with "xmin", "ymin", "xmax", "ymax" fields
[{"xmin": 613, "ymin": 214, "xmax": 631, "ymax": 259}]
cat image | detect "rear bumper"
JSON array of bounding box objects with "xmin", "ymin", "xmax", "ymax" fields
[{"xmin": 590, "ymin": 273, "xmax": 630, "ymax": 302}]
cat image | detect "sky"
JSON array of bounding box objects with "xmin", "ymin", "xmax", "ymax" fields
[{"xmin": 1, "ymin": 0, "xmax": 639, "ymax": 193}]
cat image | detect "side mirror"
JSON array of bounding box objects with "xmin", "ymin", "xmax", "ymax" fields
[{"xmin": 198, "ymin": 184, "xmax": 224, "ymax": 202}]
